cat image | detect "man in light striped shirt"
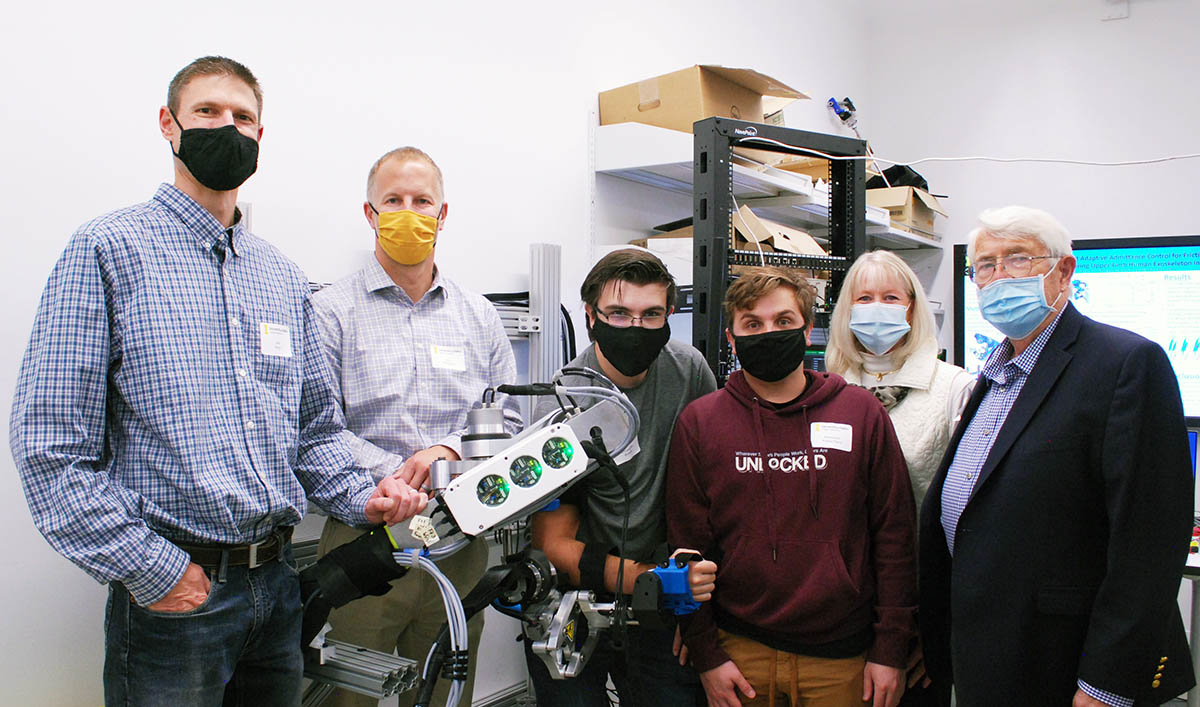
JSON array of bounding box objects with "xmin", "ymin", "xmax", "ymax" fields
[
  {"xmin": 9, "ymin": 56, "xmax": 427, "ymax": 706},
  {"xmin": 313, "ymin": 146, "xmax": 522, "ymax": 707}
]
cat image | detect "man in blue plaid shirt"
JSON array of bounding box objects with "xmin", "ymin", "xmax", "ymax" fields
[{"xmin": 8, "ymin": 56, "xmax": 427, "ymax": 706}]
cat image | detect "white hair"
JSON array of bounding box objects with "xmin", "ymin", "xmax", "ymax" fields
[
  {"xmin": 966, "ymin": 205, "xmax": 1073, "ymax": 262},
  {"xmin": 826, "ymin": 250, "xmax": 939, "ymax": 375}
]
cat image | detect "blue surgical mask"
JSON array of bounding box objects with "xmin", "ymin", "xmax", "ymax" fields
[
  {"xmin": 977, "ymin": 273, "xmax": 1062, "ymax": 340},
  {"xmin": 849, "ymin": 302, "xmax": 911, "ymax": 355}
]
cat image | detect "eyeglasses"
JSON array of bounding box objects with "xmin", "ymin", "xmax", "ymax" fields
[
  {"xmin": 970, "ymin": 254, "xmax": 1059, "ymax": 283},
  {"xmin": 595, "ymin": 309, "xmax": 667, "ymax": 329}
]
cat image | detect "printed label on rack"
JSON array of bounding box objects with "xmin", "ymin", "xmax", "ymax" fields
[{"xmin": 409, "ymin": 515, "xmax": 440, "ymax": 545}]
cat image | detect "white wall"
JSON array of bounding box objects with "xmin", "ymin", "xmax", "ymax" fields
[
  {"xmin": 8, "ymin": 0, "xmax": 1196, "ymax": 702},
  {"xmin": 860, "ymin": 0, "xmax": 1200, "ymax": 349},
  {"xmin": 861, "ymin": 0, "xmax": 1200, "ymax": 641},
  {"xmin": 0, "ymin": 1, "xmax": 868, "ymax": 704}
]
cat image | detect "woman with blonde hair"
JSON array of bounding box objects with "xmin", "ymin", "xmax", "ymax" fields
[
  {"xmin": 827, "ymin": 250, "xmax": 973, "ymax": 704},
  {"xmin": 826, "ymin": 250, "xmax": 975, "ymax": 513}
]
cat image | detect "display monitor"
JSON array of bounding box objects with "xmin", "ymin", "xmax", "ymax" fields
[{"xmin": 953, "ymin": 236, "xmax": 1200, "ymax": 425}]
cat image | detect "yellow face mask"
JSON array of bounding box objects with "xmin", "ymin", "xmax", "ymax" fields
[{"xmin": 374, "ymin": 208, "xmax": 439, "ymax": 265}]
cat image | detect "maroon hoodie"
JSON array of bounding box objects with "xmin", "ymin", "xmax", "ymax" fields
[{"xmin": 667, "ymin": 369, "xmax": 917, "ymax": 672}]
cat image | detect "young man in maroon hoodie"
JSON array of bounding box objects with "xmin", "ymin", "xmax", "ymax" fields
[{"xmin": 667, "ymin": 267, "xmax": 918, "ymax": 707}]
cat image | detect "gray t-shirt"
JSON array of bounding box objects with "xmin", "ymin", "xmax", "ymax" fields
[{"xmin": 538, "ymin": 339, "xmax": 717, "ymax": 561}]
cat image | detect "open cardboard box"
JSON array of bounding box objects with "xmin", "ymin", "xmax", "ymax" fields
[
  {"xmin": 629, "ymin": 208, "xmax": 827, "ymax": 294},
  {"xmin": 732, "ymin": 206, "xmax": 825, "ymax": 256},
  {"xmin": 866, "ymin": 186, "xmax": 947, "ymax": 239},
  {"xmin": 774, "ymin": 155, "xmax": 884, "ymax": 185},
  {"xmin": 599, "ymin": 65, "xmax": 807, "ymax": 134},
  {"xmin": 631, "ymin": 208, "xmax": 824, "ymax": 257}
]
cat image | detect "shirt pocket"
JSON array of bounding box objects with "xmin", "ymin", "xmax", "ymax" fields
[{"xmin": 346, "ymin": 333, "xmax": 416, "ymax": 409}]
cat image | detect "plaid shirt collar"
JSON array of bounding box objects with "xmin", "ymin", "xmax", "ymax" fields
[
  {"xmin": 151, "ymin": 182, "xmax": 249, "ymax": 259},
  {"xmin": 980, "ymin": 304, "xmax": 1069, "ymax": 385},
  {"xmin": 362, "ymin": 256, "xmax": 446, "ymax": 303}
]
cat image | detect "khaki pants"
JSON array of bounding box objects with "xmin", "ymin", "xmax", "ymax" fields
[
  {"xmin": 317, "ymin": 518, "xmax": 489, "ymax": 707},
  {"xmin": 718, "ymin": 629, "xmax": 868, "ymax": 707}
]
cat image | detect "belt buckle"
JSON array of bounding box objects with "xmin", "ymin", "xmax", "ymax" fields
[{"xmin": 248, "ymin": 538, "xmax": 264, "ymax": 569}]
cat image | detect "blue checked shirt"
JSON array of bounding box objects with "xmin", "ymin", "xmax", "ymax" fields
[
  {"xmin": 9, "ymin": 184, "xmax": 375, "ymax": 607},
  {"xmin": 312, "ymin": 259, "xmax": 522, "ymax": 482},
  {"xmin": 940, "ymin": 305, "xmax": 1130, "ymax": 707}
]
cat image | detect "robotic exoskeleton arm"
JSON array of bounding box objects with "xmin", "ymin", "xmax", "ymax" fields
[{"xmin": 299, "ymin": 371, "xmax": 695, "ymax": 706}]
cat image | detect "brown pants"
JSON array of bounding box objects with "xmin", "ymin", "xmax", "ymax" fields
[
  {"xmin": 316, "ymin": 517, "xmax": 489, "ymax": 707},
  {"xmin": 719, "ymin": 629, "xmax": 869, "ymax": 707}
]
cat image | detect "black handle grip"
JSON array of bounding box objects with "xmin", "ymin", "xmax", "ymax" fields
[{"xmin": 496, "ymin": 383, "xmax": 559, "ymax": 396}]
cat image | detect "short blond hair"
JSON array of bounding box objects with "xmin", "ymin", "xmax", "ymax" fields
[
  {"xmin": 825, "ymin": 250, "xmax": 938, "ymax": 375},
  {"xmin": 366, "ymin": 146, "xmax": 445, "ymax": 203},
  {"xmin": 723, "ymin": 267, "xmax": 816, "ymax": 328}
]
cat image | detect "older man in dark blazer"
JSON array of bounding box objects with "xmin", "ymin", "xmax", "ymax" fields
[{"xmin": 920, "ymin": 206, "xmax": 1194, "ymax": 706}]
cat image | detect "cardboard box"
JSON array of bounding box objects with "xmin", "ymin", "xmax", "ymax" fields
[
  {"xmin": 866, "ymin": 186, "xmax": 947, "ymax": 238},
  {"xmin": 775, "ymin": 156, "xmax": 884, "ymax": 185},
  {"xmin": 774, "ymin": 156, "xmax": 832, "ymax": 182},
  {"xmin": 630, "ymin": 228, "xmax": 695, "ymax": 286},
  {"xmin": 599, "ymin": 65, "xmax": 807, "ymax": 134},
  {"xmin": 733, "ymin": 206, "xmax": 826, "ymax": 256},
  {"xmin": 630, "ymin": 226, "xmax": 693, "ymax": 249},
  {"xmin": 632, "ymin": 208, "xmax": 825, "ymax": 257}
]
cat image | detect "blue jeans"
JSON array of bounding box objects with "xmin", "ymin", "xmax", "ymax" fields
[
  {"xmin": 104, "ymin": 545, "xmax": 303, "ymax": 707},
  {"xmin": 524, "ymin": 625, "xmax": 705, "ymax": 707}
]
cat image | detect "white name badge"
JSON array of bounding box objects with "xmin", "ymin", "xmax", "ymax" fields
[
  {"xmin": 431, "ymin": 345, "xmax": 467, "ymax": 371},
  {"xmin": 259, "ymin": 323, "xmax": 293, "ymax": 358},
  {"xmin": 810, "ymin": 422, "xmax": 852, "ymax": 452}
]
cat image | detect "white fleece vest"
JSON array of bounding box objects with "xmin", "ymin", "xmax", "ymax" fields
[{"xmin": 841, "ymin": 340, "xmax": 975, "ymax": 514}]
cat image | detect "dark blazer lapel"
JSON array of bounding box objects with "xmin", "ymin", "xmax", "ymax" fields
[{"xmin": 970, "ymin": 305, "xmax": 1083, "ymax": 499}]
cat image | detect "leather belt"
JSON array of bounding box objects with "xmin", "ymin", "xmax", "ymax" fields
[{"xmin": 176, "ymin": 526, "xmax": 293, "ymax": 570}]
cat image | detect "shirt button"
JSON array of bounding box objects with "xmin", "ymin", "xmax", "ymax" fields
[
  {"xmin": 230, "ymin": 317, "xmax": 239, "ymax": 327},
  {"xmin": 237, "ymin": 368, "xmax": 248, "ymax": 378},
  {"xmin": 245, "ymin": 420, "xmax": 256, "ymax": 430}
]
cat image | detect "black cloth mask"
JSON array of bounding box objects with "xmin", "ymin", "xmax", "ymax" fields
[
  {"xmin": 170, "ymin": 109, "xmax": 259, "ymax": 191},
  {"xmin": 733, "ymin": 328, "xmax": 808, "ymax": 382},
  {"xmin": 591, "ymin": 318, "xmax": 672, "ymax": 378}
]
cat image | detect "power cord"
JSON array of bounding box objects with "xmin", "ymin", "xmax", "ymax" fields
[{"xmin": 734, "ymin": 135, "xmax": 1200, "ymax": 169}]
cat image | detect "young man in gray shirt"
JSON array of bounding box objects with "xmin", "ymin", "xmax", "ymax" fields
[{"xmin": 526, "ymin": 249, "xmax": 718, "ymax": 706}]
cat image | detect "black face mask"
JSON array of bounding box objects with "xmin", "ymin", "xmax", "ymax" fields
[
  {"xmin": 591, "ymin": 317, "xmax": 672, "ymax": 378},
  {"xmin": 170, "ymin": 109, "xmax": 259, "ymax": 191},
  {"xmin": 733, "ymin": 328, "xmax": 808, "ymax": 382}
]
